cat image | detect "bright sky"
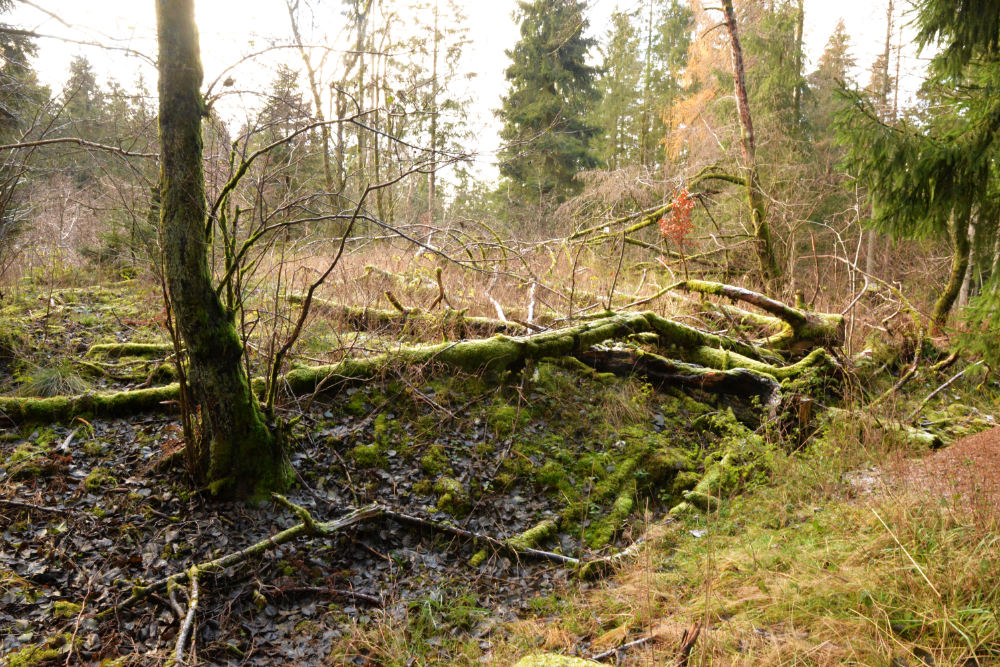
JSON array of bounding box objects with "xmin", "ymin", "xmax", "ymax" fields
[{"xmin": 8, "ymin": 0, "xmax": 923, "ymax": 179}]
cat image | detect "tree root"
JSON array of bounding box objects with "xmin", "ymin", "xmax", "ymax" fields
[{"xmin": 103, "ymin": 493, "xmax": 671, "ymax": 645}]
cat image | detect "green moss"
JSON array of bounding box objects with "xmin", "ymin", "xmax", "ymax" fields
[
  {"xmin": 6, "ymin": 633, "xmax": 75, "ymax": 667},
  {"xmin": 82, "ymin": 441, "xmax": 106, "ymax": 457},
  {"xmin": 487, "ymin": 402, "xmax": 527, "ymax": 434},
  {"xmin": 51, "ymin": 601, "xmax": 82, "ymax": 619},
  {"xmin": 508, "ymin": 518, "xmax": 559, "ymax": 551},
  {"xmin": 350, "ymin": 444, "xmax": 385, "ymax": 468},
  {"xmin": 84, "ymin": 467, "xmax": 117, "ymax": 491},
  {"xmin": 671, "ymin": 471, "xmax": 701, "ymax": 495},
  {"xmin": 586, "ymin": 484, "xmax": 635, "ymax": 549},
  {"xmin": 4, "ymin": 441, "xmax": 51, "ymax": 480},
  {"xmin": 642, "ymin": 446, "xmax": 690, "ymax": 487},
  {"xmin": 434, "ymin": 477, "xmax": 469, "ymax": 516},
  {"xmin": 344, "ymin": 391, "xmax": 367, "ymax": 416},
  {"xmin": 373, "ymin": 412, "xmax": 390, "ymax": 444},
  {"xmin": 468, "ymin": 549, "xmax": 488, "ymax": 567},
  {"xmin": 420, "ymin": 444, "xmax": 450, "ymax": 476},
  {"xmin": 535, "ymin": 461, "xmax": 567, "ymax": 491},
  {"xmin": 146, "ymin": 362, "xmax": 177, "ymax": 385}
]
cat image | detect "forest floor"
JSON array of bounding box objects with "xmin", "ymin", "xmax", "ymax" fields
[{"xmin": 1, "ymin": 276, "xmax": 999, "ymax": 666}]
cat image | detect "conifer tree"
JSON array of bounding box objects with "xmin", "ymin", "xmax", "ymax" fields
[
  {"xmin": 837, "ymin": 0, "xmax": 1000, "ymax": 332},
  {"xmin": 497, "ymin": 0, "xmax": 601, "ymax": 205}
]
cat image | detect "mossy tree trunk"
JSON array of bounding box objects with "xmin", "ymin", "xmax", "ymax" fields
[
  {"xmin": 721, "ymin": 0, "xmax": 780, "ymax": 283},
  {"xmin": 930, "ymin": 210, "xmax": 971, "ymax": 333},
  {"xmin": 157, "ymin": 0, "xmax": 287, "ymax": 498}
]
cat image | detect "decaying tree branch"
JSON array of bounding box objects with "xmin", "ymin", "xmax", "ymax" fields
[{"xmin": 675, "ymin": 279, "xmax": 844, "ymax": 351}]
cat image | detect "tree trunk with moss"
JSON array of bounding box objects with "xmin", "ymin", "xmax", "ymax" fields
[
  {"xmin": 931, "ymin": 211, "xmax": 971, "ymax": 332},
  {"xmin": 721, "ymin": 0, "xmax": 780, "ymax": 283},
  {"xmin": 157, "ymin": 0, "xmax": 287, "ymax": 498}
]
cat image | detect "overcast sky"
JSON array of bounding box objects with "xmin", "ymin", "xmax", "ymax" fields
[{"xmin": 8, "ymin": 0, "xmax": 923, "ymax": 179}]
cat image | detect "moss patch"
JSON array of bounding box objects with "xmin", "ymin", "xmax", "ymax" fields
[{"xmin": 84, "ymin": 467, "xmax": 117, "ymax": 491}]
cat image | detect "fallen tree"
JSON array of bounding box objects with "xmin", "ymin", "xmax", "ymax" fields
[
  {"xmin": 673, "ymin": 279, "xmax": 844, "ymax": 353},
  {"xmin": 0, "ymin": 303, "xmax": 840, "ymax": 425}
]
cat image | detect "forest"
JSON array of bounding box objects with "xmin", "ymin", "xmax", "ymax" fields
[{"xmin": 0, "ymin": 0, "xmax": 999, "ymax": 664}]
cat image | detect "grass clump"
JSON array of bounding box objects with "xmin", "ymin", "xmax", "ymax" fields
[{"xmin": 17, "ymin": 362, "xmax": 90, "ymax": 397}]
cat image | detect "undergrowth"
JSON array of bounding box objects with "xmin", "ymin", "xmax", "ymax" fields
[{"xmin": 492, "ymin": 379, "xmax": 1000, "ymax": 666}]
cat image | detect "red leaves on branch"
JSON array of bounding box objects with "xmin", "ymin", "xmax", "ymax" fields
[{"xmin": 658, "ymin": 188, "xmax": 696, "ymax": 247}]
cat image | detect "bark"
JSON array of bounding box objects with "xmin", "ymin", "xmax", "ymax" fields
[
  {"xmin": 931, "ymin": 211, "xmax": 971, "ymax": 332},
  {"xmin": 157, "ymin": 0, "xmax": 286, "ymax": 498},
  {"xmin": 721, "ymin": 0, "xmax": 780, "ymax": 282}
]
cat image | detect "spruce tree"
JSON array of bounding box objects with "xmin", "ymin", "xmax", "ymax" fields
[
  {"xmin": 837, "ymin": 0, "xmax": 1000, "ymax": 332},
  {"xmin": 594, "ymin": 10, "xmax": 642, "ymax": 170},
  {"xmin": 497, "ymin": 0, "xmax": 601, "ymax": 205}
]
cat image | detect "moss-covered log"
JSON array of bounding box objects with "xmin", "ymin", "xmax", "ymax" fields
[
  {"xmin": 287, "ymin": 295, "xmax": 528, "ymax": 337},
  {"xmin": 1, "ymin": 308, "xmax": 837, "ymax": 425},
  {"xmin": 0, "ymin": 383, "xmax": 181, "ymax": 423},
  {"xmin": 576, "ymin": 348, "xmax": 780, "ymax": 401},
  {"xmin": 676, "ymin": 279, "xmax": 844, "ymax": 351},
  {"xmin": 85, "ymin": 342, "xmax": 175, "ymax": 359}
]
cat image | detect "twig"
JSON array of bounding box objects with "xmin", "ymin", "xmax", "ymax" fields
[
  {"xmin": 674, "ymin": 623, "xmax": 702, "ymax": 666},
  {"xmin": 427, "ymin": 267, "xmax": 452, "ymax": 311},
  {"xmin": 841, "ymin": 277, "xmax": 869, "ymax": 316},
  {"xmin": 173, "ymin": 567, "xmax": 200, "ymax": 665},
  {"xmin": 591, "ymin": 635, "xmax": 654, "ymax": 662},
  {"xmin": 385, "ymin": 290, "xmax": 409, "ymax": 314},
  {"xmin": 0, "ymin": 498, "xmax": 70, "ymax": 514}
]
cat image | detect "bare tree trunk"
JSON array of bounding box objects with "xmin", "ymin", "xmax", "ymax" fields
[
  {"xmin": 157, "ymin": 0, "xmax": 287, "ymax": 498},
  {"xmin": 792, "ymin": 0, "xmax": 804, "ymax": 125},
  {"xmin": 286, "ymin": 1, "xmax": 340, "ymax": 219},
  {"xmin": 428, "ymin": 0, "xmax": 439, "ymax": 224},
  {"xmin": 721, "ymin": 0, "xmax": 779, "ymax": 283},
  {"xmin": 866, "ymin": 0, "xmax": 894, "ymax": 278},
  {"xmin": 639, "ymin": 0, "xmax": 654, "ymax": 167}
]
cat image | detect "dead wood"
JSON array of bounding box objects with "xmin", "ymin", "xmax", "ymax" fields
[
  {"xmin": 675, "ymin": 279, "xmax": 844, "ymax": 351},
  {"xmin": 288, "ymin": 293, "xmax": 528, "ymax": 337},
  {"xmin": 576, "ymin": 348, "xmax": 780, "ymax": 403},
  {"xmin": 3, "ymin": 290, "xmax": 840, "ymax": 425}
]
